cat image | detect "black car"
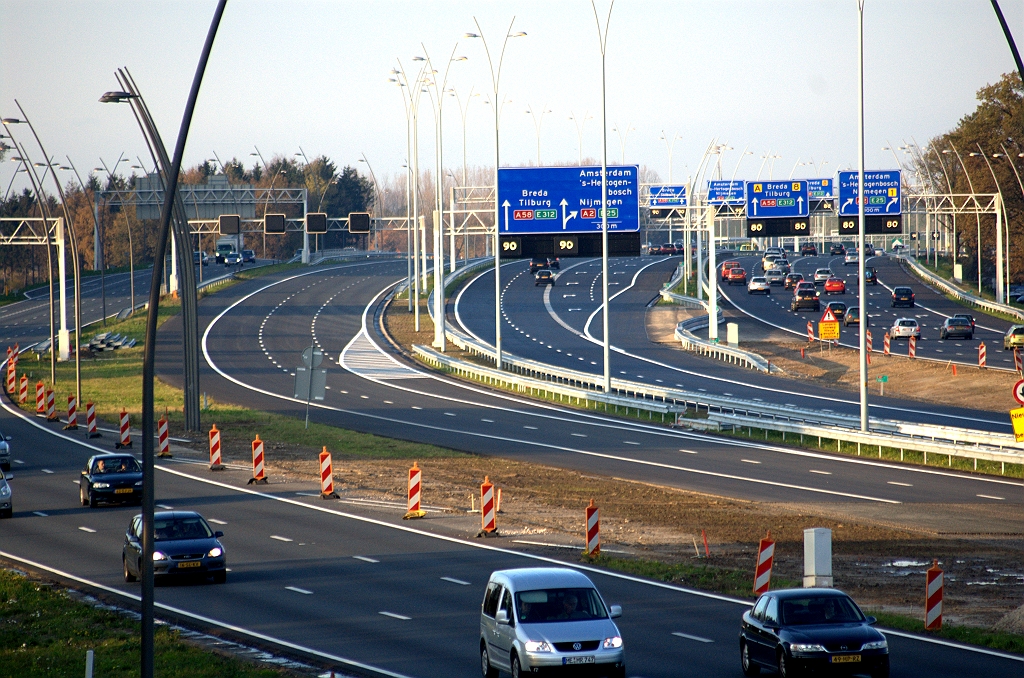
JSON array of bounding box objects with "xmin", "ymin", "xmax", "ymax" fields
[
  {"xmin": 862, "ymin": 267, "xmax": 877, "ymax": 285},
  {"xmin": 800, "ymin": 244, "xmax": 817, "ymax": 256},
  {"xmin": 826, "ymin": 301, "xmax": 847, "ymax": 319},
  {"xmin": 740, "ymin": 588, "xmax": 889, "ymax": 678},
  {"xmin": 241, "ymin": 249, "xmax": 256, "ymax": 263},
  {"xmin": 80, "ymin": 454, "xmax": 143, "ymax": 507},
  {"xmin": 123, "ymin": 511, "xmax": 227, "ymax": 584},
  {"xmin": 791, "ymin": 289, "xmax": 821, "ymax": 312},
  {"xmin": 952, "ymin": 313, "xmax": 975, "ymax": 331},
  {"xmin": 844, "ymin": 307, "xmax": 869, "ymax": 327},
  {"xmin": 829, "ymin": 243, "xmax": 846, "ymax": 256},
  {"xmin": 535, "ymin": 270, "xmax": 555, "ymax": 286},
  {"xmin": 940, "ymin": 317, "xmax": 974, "ymax": 340},
  {"xmin": 890, "ymin": 286, "xmax": 915, "ymax": 308},
  {"xmin": 546, "ymin": 257, "xmax": 561, "ymax": 270},
  {"xmin": 529, "ymin": 257, "xmax": 547, "ymax": 274}
]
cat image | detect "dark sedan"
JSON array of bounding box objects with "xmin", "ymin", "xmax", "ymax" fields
[
  {"xmin": 123, "ymin": 511, "xmax": 227, "ymax": 584},
  {"xmin": 940, "ymin": 317, "xmax": 974, "ymax": 340},
  {"xmin": 535, "ymin": 270, "xmax": 555, "ymax": 286},
  {"xmin": 740, "ymin": 589, "xmax": 888, "ymax": 678},
  {"xmin": 80, "ymin": 454, "xmax": 143, "ymax": 508}
]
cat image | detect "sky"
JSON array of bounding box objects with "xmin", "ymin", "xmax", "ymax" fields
[{"xmin": 1, "ymin": 0, "xmax": 1021, "ymax": 198}]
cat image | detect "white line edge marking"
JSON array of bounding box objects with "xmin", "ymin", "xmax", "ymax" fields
[
  {"xmin": 977, "ymin": 494, "xmax": 1005, "ymax": 500},
  {"xmin": 285, "ymin": 586, "xmax": 313, "ymax": 595},
  {"xmin": 78, "ymin": 527, "xmax": 96, "ymax": 533},
  {"xmin": 208, "ymin": 518, "xmax": 227, "ymax": 525},
  {"xmin": 270, "ymin": 535, "xmax": 293, "ymax": 542},
  {"xmin": 441, "ymin": 576, "xmax": 471, "ymax": 586},
  {"xmin": 354, "ymin": 556, "xmax": 380, "ymax": 563},
  {"xmin": 378, "ymin": 611, "xmax": 411, "ymax": 621},
  {"xmin": 672, "ymin": 631, "xmax": 714, "ymax": 643}
]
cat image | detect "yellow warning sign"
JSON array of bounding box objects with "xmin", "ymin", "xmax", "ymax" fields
[
  {"xmin": 1010, "ymin": 407, "xmax": 1024, "ymax": 443},
  {"xmin": 818, "ymin": 321, "xmax": 840, "ymax": 340}
]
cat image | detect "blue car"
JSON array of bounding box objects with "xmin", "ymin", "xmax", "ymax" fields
[
  {"xmin": 80, "ymin": 454, "xmax": 143, "ymax": 507},
  {"xmin": 122, "ymin": 511, "xmax": 227, "ymax": 584}
]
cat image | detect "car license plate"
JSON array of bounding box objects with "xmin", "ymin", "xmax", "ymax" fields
[
  {"xmin": 114, "ymin": 488, "xmax": 133, "ymax": 494},
  {"xmin": 831, "ymin": 655, "xmax": 861, "ymax": 663},
  {"xmin": 562, "ymin": 656, "xmax": 595, "ymax": 665},
  {"xmin": 177, "ymin": 561, "xmax": 201, "ymax": 568}
]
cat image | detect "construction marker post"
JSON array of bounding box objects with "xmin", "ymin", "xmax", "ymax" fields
[
  {"xmin": 18, "ymin": 375, "xmax": 27, "ymax": 404},
  {"xmin": 115, "ymin": 409, "xmax": 131, "ymax": 448},
  {"xmin": 883, "ymin": 332, "xmax": 891, "ymax": 355},
  {"xmin": 45, "ymin": 389, "xmax": 57, "ymax": 422},
  {"xmin": 478, "ymin": 476, "xmax": 497, "ymax": 536},
  {"xmin": 979, "ymin": 342, "xmax": 987, "ymax": 368},
  {"xmin": 247, "ymin": 434, "xmax": 267, "ymax": 484},
  {"xmin": 35, "ymin": 381, "xmax": 45, "ymax": 414},
  {"xmin": 1015, "ymin": 348, "xmax": 1022, "ymax": 374},
  {"xmin": 754, "ymin": 530, "xmax": 775, "ymax": 595},
  {"xmin": 806, "ymin": 322, "xmax": 813, "ymax": 342},
  {"xmin": 85, "ymin": 402, "xmax": 100, "ymax": 438},
  {"xmin": 908, "ymin": 335, "xmax": 917, "ymax": 359},
  {"xmin": 5, "ymin": 364, "xmax": 13, "ymax": 394},
  {"xmin": 925, "ymin": 559, "xmax": 943, "ymax": 631},
  {"xmin": 585, "ymin": 499, "xmax": 600, "ymax": 556},
  {"xmin": 157, "ymin": 415, "xmax": 171, "ymax": 458},
  {"xmin": 208, "ymin": 424, "xmax": 223, "ymax": 470},
  {"xmin": 64, "ymin": 394, "xmax": 78, "ymax": 430},
  {"xmin": 404, "ymin": 462, "xmax": 426, "ymax": 519},
  {"xmin": 319, "ymin": 447, "xmax": 339, "ymax": 499}
]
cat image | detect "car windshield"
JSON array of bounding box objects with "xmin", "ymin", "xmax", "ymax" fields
[
  {"xmin": 948, "ymin": 319, "xmax": 969, "ymax": 326},
  {"xmin": 898, "ymin": 321, "xmax": 917, "ymax": 327},
  {"xmin": 92, "ymin": 457, "xmax": 141, "ymax": 474},
  {"xmin": 515, "ymin": 587, "xmax": 607, "ymax": 623},
  {"xmin": 1011, "ymin": 327, "xmax": 1024, "ymax": 336},
  {"xmin": 780, "ymin": 595, "xmax": 864, "ymax": 625},
  {"xmin": 752, "ymin": 278, "xmax": 767, "ymax": 283},
  {"xmin": 895, "ymin": 288, "xmax": 911, "ymax": 294},
  {"xmin": 154, "ymin": 517, "xmax": 213, "ymax": 541}
]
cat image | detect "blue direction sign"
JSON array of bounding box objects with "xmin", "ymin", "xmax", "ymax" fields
[
  {"xmin": 707, "ymin": 180, "xmax": 745, "ymax": 205},
  {"xmin": 806, "ymin": 179, "xmax": 834, "ymax": 199},
  {"xmin": 497, "ymin": 166, "xmax": 640, "ymax": 234},
  {"xmin": 838, "ymin": 170, "xmax": 901, "ymax": 215},
  {"xmin": 745, "ymin": 180, "xmax": 809, "ymax": 218},
  {"xmin": 648, "ymin": 184, "xmax": 687, "ymax": 207}
]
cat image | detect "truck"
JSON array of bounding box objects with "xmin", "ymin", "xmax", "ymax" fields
[{"xmin": 215, "ymin": 235, "xmax": 241, "ymax": 263}]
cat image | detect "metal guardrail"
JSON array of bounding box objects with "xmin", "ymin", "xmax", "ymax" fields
[
  {"xmin": 899, "ymin": 255, "xmax": 1024, "ymax": 322},
  {"xmin": 674, "ymin": 322, "xmax": 771, "ymax": 373}
]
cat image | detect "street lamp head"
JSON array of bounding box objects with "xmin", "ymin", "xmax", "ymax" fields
[
  {"xmin": 1, "ymin": 118, "xmax": 24, "ymax": 124},
  {"xmin": 412, "ymin": 56, "xmax": 426, "ymax": 62},
  {"xmin": 98, "ymin": 91, "xmax": 137, "ymax": 104},
  {"xmin": 942, "ymin": 149, "xmax": 952, "ymax": 154},
  {"xmin": 463, "ymin": 32, "xmax": 480, "ymax": 38},
  {"xmin": 59, "ymin": 166, "xmax": 72, "ymax": 171},
  {"xmin": 452, "ymin": 56, "xmax": 468, "ymax": 62},
  {"xmin": 509, "ymin": 31, "xmax": 527, "ymax": 37}
]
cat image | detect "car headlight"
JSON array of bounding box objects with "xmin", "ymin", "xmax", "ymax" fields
[
  {"xmin": 862, "ymin": 640, "xmax": 888, "ymax": 651},
  {"xmin": 0, "ymin": 484, "xmax": 9, "ymax": 497},
  {"xmin": 602, "ymin": 636, "xmax": 623, "ymax": 649},
  {"xmin": 153, "ymin": 551, "xmax": 168, "ymax": 561},
  {"xmin": 207, "ymin": 547, "xmax": 223, "ymax": 558},
  {"xmin": 134, "ymin": 480, "xmax": 143, "ymax": 487},
  {"xmin": 524, "ymin": 641, "xmax": 552, "ymax": 653},
  {"xmin": 789, "ymin": 643, "xmax": 826, "ymax": 653},
  {"xmin": 92, "ymin": 482, "xmax": 110, "ymax": 489}
]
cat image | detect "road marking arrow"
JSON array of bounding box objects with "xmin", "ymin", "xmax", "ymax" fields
[
  {"xmin": 560, "ymin": 198, "xmax": 578, "ymax": 230},
  {"xmin": 502, "ymin": 200, "xmax": 510, "ymax": 231}
]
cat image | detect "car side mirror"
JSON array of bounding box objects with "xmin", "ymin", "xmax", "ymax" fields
[
  {"xmin": 214, "ymin": 531, "xmax": 223, "ymax": 538},
  {"xmin": 865, "ymin": 616, "xmax": 877, "ymax": 625},
  {"xmin": 4, "ymin": 435, "xmax": 10, "ymax": 441},
  {"xmin": 495, "ymin": 610, "xmax": 510, "ymax": 625},
  {"xmin": 609, "ymin": 605, "xmax": 622, "ymax": 619}
]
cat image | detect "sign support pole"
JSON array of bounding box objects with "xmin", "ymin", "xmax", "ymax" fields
[
  {"xmin": 857, "ymin": 0, "xmax": 869, "ymax": 432},
  {"xmin": 707, "ymin": 204, "xmax": 719, "ymax": 341},
  {"xmin": 593, "ymin": 1, "xmax": 614, "ymax": 393}
]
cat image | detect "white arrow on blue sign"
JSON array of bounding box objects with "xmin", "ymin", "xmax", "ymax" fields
[
  {"xmin": 744, "ymin": 180, "xmax": 809, "ymax": 218},
  {"xmin": 838, "ymin": 170, "xmax": 902, "ymax": 216}
]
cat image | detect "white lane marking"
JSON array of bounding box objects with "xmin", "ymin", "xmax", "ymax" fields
[
  {"xmin": 78, "ymin": 527, "xmax": 96, "ymax": 533},
  {"xmin": 809, "ymin": 470, "xmax": 832, "ymax": 475},
  {"xmin": 679, "ymin": 449, "xmax": 698, "ymax": 454},
  {"xmin": 71, "ymin": 480, "xmax": 80, "ymax": 485},
  {"xmin": 286, "ymin": 586, "xmax": 313, "ymax": 595},
  {"xmin": 157, "ymin": 504, "xmax": 173, "ymax": 509},
  {"xmin": 624, "ymin": 441, "xmax": 640, "ymax": 445},
  {"xmin": 32, "ymin": 511, "xmax": 48, "ymax": 517},
  {"xmin": 379, "ymin": 611, "xmax": 411, "ymax": 621},
  {"xmin": 411, "ymin": 406, "xmax": 422, "ymax": 410},
  {"xmin": 481, "ymin": 418, "xmax": 494, "ymax": 423},
  {"xmin": 270, "ymin": 535, "xmax": 293, "ymax": 542},
  {"xmin": 524, "ymin": 425, "xmax": 538, "ymax": 430},
  {"xmin": 672, "ymin": 631, "xmax": 714, "ymax": 643},
  {"xmin": 42, "ymin": 469, "xmax": 53, "ymax": 474},
  {"xmin": 741, "ymin": 459, "xmax": 761, "ymax": 464},
  {"xmin": 977, "ymin": 494, "xmax": 1005, "ymax": 500},
  {"xmin": 441, "ymin": 576, "xmax": 471, "ymax": 586},
  {"xmin": 208, "ymin": 518, "xmax": 227, "ymax": 525},
  {"xmin": 887, "ymin": 481, "xmax": 912, "ymax": 487},
  {"xmin": 13, "ymin": 459, "xmax": 23, "ymax": 464},
  {"xmin": 572, "ymin": 433, "xmax": 587, "ymax": 437},
  {"xmin": 444, "ymin": 412, "xmax": 456, "ymax": 417},
  {"xmin": 353, "ymin": 555, "xmax": 379, "ymax": 563}
]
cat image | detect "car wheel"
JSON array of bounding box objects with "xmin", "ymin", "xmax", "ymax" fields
[
  {"xmin": 480, "ymin": 644, "xmax": 498, "ymax": 678},
  {"xmin": 0, "ymin": 508, "xmax": 10, "ymax": 519},
  {"xmin": 510, "ymin": 653, "xmax": 522, "ymax": 678},
  {"xmin": 213, "ymin": 570, "xmax": 227, "ymax": 584},
  {"xmin": 777, "ymin": 649, "xmax": 799, "ymax": 678},
  {"xmin": 740, "ymin": 640, "xmax": 760, "ymax": 676},
  {"xmin": 123, "ymin": 557, "xmax": 137, "ymax": 583},
  {"xmin": 88, "ymin": 488, "xmax": 98, "ymax": 509}
]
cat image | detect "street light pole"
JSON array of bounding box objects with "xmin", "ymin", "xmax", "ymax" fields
[
  {"xmin": 856, "ymin": 0, "xmax": 869, "ymax": 432},
  {"xmin": 99, "ymin": 158, "xmax": 136, "ymax": 318},
  {"xmin": 591, "ymin": 0, "xmax": 615, "ymax": 392},
  {"xmin": 997, "ymin": 144, "xmax": 1023, "ymax": 298},
  {"xmin": 945, "ymin": 143, "xmax": 984, "ymax": 293},
  {"xmin": 525, "ymin": 104, "xmax": 552, "ymax": 166},
  {"xmin": 569, "ymin": 111, "xmax": 592, "ymax": 167},
  {"xmin": 610, "ymin": 122, "xmax": 633, "ymax": 165},
  {"xmin": 358, "ymin": 154, "xmax": 382, "ymax": 250},
  {"xmin": 972, "ymin": 146, "xmax": 1006, "ymax": 303}
]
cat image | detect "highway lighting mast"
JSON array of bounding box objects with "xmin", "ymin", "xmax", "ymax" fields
[
  {"xmin": 591, "ymin": 0, "xmax": 615, "ymax": 392},
  {"xmin": 856, "ymin": 0, "xmax": 868, "ymax": 432}
]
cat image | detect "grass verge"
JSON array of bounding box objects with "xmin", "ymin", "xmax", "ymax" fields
[
  {"xmin": 868, "ymin": 611, "xmax": 1024, "ymax": 655},
  {"xmin": 0, "ymin": 569, "xmax": 294, "ymax": 677}
]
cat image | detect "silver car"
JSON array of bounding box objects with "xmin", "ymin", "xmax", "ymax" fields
[
  {"xmin": 0, "ymin": 429, "xmax": 10, "ymax": 471},
  {"xmin": 813, "ymin": 268, "xmax": 832, "ymax": 284},
  {"xmin": 481, "ymin": 568, "xmax": 625, "ymax": 678},
  {"xmin": 764, "ymin": 269, "xmax": 786, "ymax": 286},
  {"xmin": 890, "ymin": 318, "xmax": 921, "ymax": 339},
  {"xmin": 0, "ymin": 467, "xmax": 11, "ymax": 518},
  {"xmin": 747, "ymin": 277, "xmax": 771, "ymax": 295}
]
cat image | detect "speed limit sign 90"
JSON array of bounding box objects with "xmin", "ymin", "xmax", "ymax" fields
[
  {"xmin": 556, "ymin": 235, "xmax": 577, "ymax": 254},
  {"xmin": 1013, "ymin": 379, "xmax": 1024, "ymax": 406},
  {"xmin": 500, "ymin": 237, "xmax": 521, "ymax": 255}
]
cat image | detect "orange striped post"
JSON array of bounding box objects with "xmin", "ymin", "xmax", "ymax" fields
[
  {"xmin": 883, "ymin": 332, "xmax": 891, "ymax": 356},
  {"xmin": 404, "ymin": 462, "xmax": 426, "ymax": 519},
  {"xmin": 908, "ymin": 335, "xmax": 917, "ymax": 359},
  {"xmin": 585, "ymin": 499, "xmax": 600, "ymax": 556},
  {"xmin": 247, "ymin": 434, "xmax": 267, "ymax": 484},
  {"xmin": 45, "ymin": 389, "xmax": 57, "ymax": 422},
  {"xmin": 18, "ymin": 375, "xmax": 27, "ymax": 404},
  {"xmin": 85, "ymin": 402, "xmax": 100, "ymax": 438},
  {"xmin": 5, "ymin": 363, "xmax": 13, "ymax": 394},
  {"xmin": 978, "ymin": 342, "xmax": 987, "ymax": 368},
  {"xmin": 35, "ymin": 381, "xmax": 45, "ymax": 414},
  {"xmin": 1015, "ymin": 348, "xmax": 1022, "ymax": 374},
  {"xmin": 63, "ymin": 394, "xmax": 78, "ymax": 430},
  {"xmin": 157, "ymin": 415, "xmax": 171, "ymax": 457},
  {"xmin": 208, "ymin": 424, "xmax": 223, "ymax": 470},
  {"xmin": 865, "ymin": 329, "xmax": 873, "ymax": 365},
  {"xmin": 753, "ymin": 530, "xmax": 775, "ymax": 595},
  {"xmin": 925, "ymin": 560, "xmax": 943, "ymax": 631},
  {"xmin": 319, "ymin": 447, "xmax": 339, "ymax": 499},
  {"xmin": 479, "ymin": 476, "xmax": 497, "ymax": 536},
  {"xmin": 115, "ymin": 409, "xmax": 131, "ymax": 448},
  {"xmin": 806, "ymin": 321, "xmax": 814, "ymax": 342}
]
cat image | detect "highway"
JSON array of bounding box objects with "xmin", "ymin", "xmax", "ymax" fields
[{"xmin": 1, "ymin": 257, "xmax": 1021, "ymax": 676}]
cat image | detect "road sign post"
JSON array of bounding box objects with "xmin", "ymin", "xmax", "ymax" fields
[
  {"xmin": 294, "ymin": 344, "xmax": 326, "ymax": 430},
  {"xmin": 818, "ymin": 307, "xmax": 840, "ymax": 341}
]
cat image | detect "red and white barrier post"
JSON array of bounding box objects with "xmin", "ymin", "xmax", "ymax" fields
[
  {"xmin": 5, "ymin": 364, "xmax": 14, "ymax": 394},
  {"xmin": 908, "ymin": 335, "xmax": 917, "ymax": 359},
  {"xmin": 978, "ymin": 342, "xmax": 987, "ymax": 368},
  {"xmin": 479, "ymin": 476, "xmax": 497, "ymax": 536},
  {"xmin": 209, "ymin": 424, "xmax": 223, "ymax": 470},
  {"xmin": 18, "ymin": 375, "xmax": 27, "ymax": 404},
  {"xmin": 45, "ymin": 389, "xmax": 57, "ymax": 422},
  {"xmin": 585, "ymin": 499, "xmax": 600, "ymax": 556},
  {"xmin": 883, "ymin": 332, "xmax": 891, "ymax": 356},
  {"xmin": 925, "ymin": 559, "xmax": 943, "ymax": 631},
  {"xmin": 865, "ymin": 329, "xmax": 873, "ymax": 365},
  {"xmin": 1015, "ymin": 348, "xmax": 1022, "ymax": 374},
  {"xmin": 248, "ymin": 434, "xmax": 267, "ymax": 484},
  {"xmin": 753, "ymin": 530, "xmax": 775, "ymax": 595},
  {"xmin": 157, "ymin": 414, "xmax": 171, "ymax": 457},
  {"xmin": 404, "ymin": 461, "xmax": 426, "ymax": 519},
  {"xmin": 806, "ymin": 321, "xmax": 814, "ymax": 343},
  {"xmin": 115, "ymin": 409, "xmax": 131, "ymax": 448},
  {"xmin": 35, "ymin": 381, "xmax": 45, "ymax": 414},
  {"xmin": 319, "ymin": 447, "xmax": 339, "ymax": 499},
  {"xmin": 64, "ymin": 394, "xmax": 78, "ymax": 430},
  {"xmin": 85, "ymin": 402, "xmax": 100, "ymax": 438}
]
